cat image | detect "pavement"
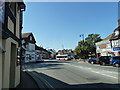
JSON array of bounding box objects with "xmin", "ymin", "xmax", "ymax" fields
[{"xmin": 16, "ymin": 70, "xmax": 39, "ymax": 89}]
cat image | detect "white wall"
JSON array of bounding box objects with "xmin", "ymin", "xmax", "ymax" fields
[
  {"xmin": 112, "ymin": 39, "xmax": 120, "ymax": 47},
  {"xmin": 28, "ymin": 43, "xmax": 35, "ymax": 50},
  {"xmin": 0, "ymin": 50, "xmax": 2, "ymax": 90},
  {"xmin": 2, "ymin": 38, "xmax": 11, "ymax": 88},
  {"xmin": 2, "ymin": 38, "xmax": 20, "ymax": 88}
]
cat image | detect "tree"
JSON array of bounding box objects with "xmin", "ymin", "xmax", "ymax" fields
[
  {"xmin": 85, "ymin": 34, "xmax": 102, "ymax": 56},
  {"xmin": 74, "ymin": 40, "xmax": 90, "ymax": 59},
  {"xmin": 74, "ymin": 34, "xmax": 102, "ymax": 59}
]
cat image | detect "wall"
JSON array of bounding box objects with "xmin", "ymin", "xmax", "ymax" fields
[
  {"xmin": 8, "ymin": 16, "xmax": 14, "ymax": 34},
  {"xmin": 0, "ymin": 39, "xmax": 2, "ymax": 90},
  {"xmin": 2, "ymin": 38, "xmax": 20, "ymax": 88},
  {"xmin": 28, "ymin": 43, "xmax": 35, "ymax": 50},
  {"xmin": 101, "ymin": 53, "xmax": 108, "ymax": 56},
  {"xmin": 16, "ymin": 4, "xmax": 20, "ymax": 39},
  {"xmin": 2, "ymin": 38, "xmax": 11, "ymax": 88}
]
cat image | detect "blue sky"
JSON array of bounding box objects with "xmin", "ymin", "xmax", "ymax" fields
[{"xmin": 23, "ymin": 2, "xmax": 118, "ymax": 51}]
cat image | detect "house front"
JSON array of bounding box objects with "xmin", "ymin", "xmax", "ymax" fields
[
  {"xmin": 96, "ymin": 34, "xmax": 114, "ymax": 57},
  {"xmin": 22, "ymin": 33, "xmax": 36, "ymax": 63},
  {"xmin": 1, "ymin": 1, "xmax": 25, "ymax": 89},
  {"xmin": 110, "ymin": 20, "xmax": 120, "ymax": 56}
]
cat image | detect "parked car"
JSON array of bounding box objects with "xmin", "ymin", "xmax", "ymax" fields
[
  {"xmin": 88, "ymin": 58, "xmax": 99, "ymax": 64},
  {"xmin": 99, "ymin": 56, "xmax": 111, "ymax": 65},
  {"xmin": 110, "ymin": 56, "xmax": 120, "ymax": 67}
]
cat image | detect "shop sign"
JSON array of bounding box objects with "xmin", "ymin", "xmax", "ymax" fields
[
  {"xmin": 113, "ymin": 47, "xmax": 120, "ymax": 51},
  {"xmin": 100, "ymin": 44, "xmax": 106, "ymax": 49}
]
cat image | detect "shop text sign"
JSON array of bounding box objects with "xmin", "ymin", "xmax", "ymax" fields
[{"xmin": 113, "ymin": 47, "xmax": 120, "ymax": 51}]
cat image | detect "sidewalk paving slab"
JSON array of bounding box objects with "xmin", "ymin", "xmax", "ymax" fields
[{"xmin": 16, "ymin": 71, "xmax": 39, "ymax": 89}]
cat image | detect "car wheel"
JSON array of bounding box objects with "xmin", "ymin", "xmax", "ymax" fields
[
  {"xmin": 91, "ymin": 61, "xmax": 94, "ymax": 64},
  {"xmin": 114, "ymin": 63, "xmax": 119, "ymax": 67}
]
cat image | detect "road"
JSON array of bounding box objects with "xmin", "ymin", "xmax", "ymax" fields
[{"xmin": 23, "ymin": 59, "xmax": 120, "ymax": 89}]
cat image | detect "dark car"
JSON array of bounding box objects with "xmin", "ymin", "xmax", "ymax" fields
[
  {"xmin": 110, "ymin": 56, "xmax": 120, "ymax": 67},
  {"xmin": 88, "ymin": 58, "xmax": 99, "ymax": 64},
  {"xmin": 99, "ymin": 56, "xmax": 111, "ymax": 65}
]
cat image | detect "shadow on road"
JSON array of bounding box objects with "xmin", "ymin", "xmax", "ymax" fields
[
  {"xmin": 27, "ymin": 71, "xmax": 120, "ymax": 90},
  {"xmin": 24, "ymin": 60, "xmax": 72, "ymax": 69}
]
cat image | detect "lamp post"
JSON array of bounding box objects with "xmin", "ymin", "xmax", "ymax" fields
[{"xmin": 80, "ymin": 34, "xmax": 84, "ymax": 42}]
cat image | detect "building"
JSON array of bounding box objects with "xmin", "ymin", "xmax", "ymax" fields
[
  {"xmin": 48, "ymin": 49, "xmax": 56, "ymax": 59},
  {"xmin": 1, "ymin": 1, "xmax": 25, "ymax": 89},
  {"xmin": 96, "ymin": 19, "xmax": 120, "ymax": 57},
  {"xmin": 21, "ymin": 33, "xmax": 36, "ymax": 63},
  {"xmin": 56, "ymin": 49, "xmax": 75, "ymax": 58},
  {"xmin": 109, "ymin": 2, "xmax": 120, "ymax": 56},
  {"xmin": 96, "ymin": 34, "xmax": 114, "ymax": 57},
  {"xmin": 42, "ymin": 48, "xmax": 51, "ymax": 59},
  {"xmin": 110, "ymin": 19, "xmax": 120, "ymax": 56},
  {"xmin": 35, "ymin": 45, "xmax": 42, "ymax": 60}
]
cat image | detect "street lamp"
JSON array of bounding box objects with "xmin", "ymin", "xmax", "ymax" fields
[{"xmin": 80, "ymin": 34, "xmax": 84, "ymax": 42}]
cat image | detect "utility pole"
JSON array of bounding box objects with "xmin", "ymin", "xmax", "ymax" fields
[{"xmin": 80, "ymin": 34, "xmax": 84, "ymax": 42}]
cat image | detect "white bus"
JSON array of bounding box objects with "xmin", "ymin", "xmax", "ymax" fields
[{"xmin": 56, "ymin": 54, "xmax": 72, "ymax": 60}]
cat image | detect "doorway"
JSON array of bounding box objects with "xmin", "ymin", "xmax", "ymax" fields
[{"xmin": 9, "ymin": 43, "xmax": 16, "ymax": 88}]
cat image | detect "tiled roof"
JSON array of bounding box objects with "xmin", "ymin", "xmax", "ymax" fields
[
  {"xmin": 22, "ymin": 33, "xmax": 32, "ymax": 38},
  {"xmin": 35, "ymin": 45, "xmax": 44, "ymax": 50},
  {"xmin": 102, "ymin": 34, "xmax": 114, "ymax": 41},
  {"xmin": 114, "ymin": 26, "xmax": 120, "ymax": 32}
]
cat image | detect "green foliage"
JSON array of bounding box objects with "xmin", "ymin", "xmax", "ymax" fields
[{"xmin": 74, "ymin": 34, "xmax": 102, "ymax": 58}]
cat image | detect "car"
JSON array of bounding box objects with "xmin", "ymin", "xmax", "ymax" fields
[
  {"xmin": 110, "ymin": 56, "xmax": 120, "ymax": 67},
  {"xmin": 88, "ymin": 58, "xmax": 99, "ymax": 64},
  {"xmin": 99, "ymin": 56, "xmax": 111, "ymax": 65}
]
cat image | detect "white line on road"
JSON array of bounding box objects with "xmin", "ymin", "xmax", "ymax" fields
[
  {"xmin": 65, "ymin": 63, "xmax": 118, "ymax": 79},
  {"xmin": 91, "ymin": 71, "xmax": 118, "ymax": 79}
]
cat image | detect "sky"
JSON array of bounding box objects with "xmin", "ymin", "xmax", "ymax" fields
[{"xmin": 23, "ymin": 2, "xmax": 118, "ymax": 51}]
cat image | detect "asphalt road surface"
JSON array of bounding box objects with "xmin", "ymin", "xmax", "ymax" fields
[{"xmin": 23, "ymin": 59, "xmax": 120, "ymax": 89}]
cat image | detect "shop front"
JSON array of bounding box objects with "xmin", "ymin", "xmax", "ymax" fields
[{"xmin": 113, "ymin": 47, "xmax": 120, "ymax": 56}]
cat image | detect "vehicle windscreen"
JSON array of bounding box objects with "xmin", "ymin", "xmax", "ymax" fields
[
  {"xmin": 100, "ymin": 56, "xmax": 110, "ymax": 59},
  {"xmin": 113, "ymin": 57, "xmax": 120, "ymax": 60},
  {"xmin": 91, "ymin": 58, "xmax": 98, "ymax": 60},
  {"xmin": 57, "ymin": 56, "xmax": 67, "ymax": 58}
]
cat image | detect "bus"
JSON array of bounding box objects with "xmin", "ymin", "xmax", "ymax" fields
[{"xmin": 56, "ymin": 54, "xmax": 72, "ymax": 60}]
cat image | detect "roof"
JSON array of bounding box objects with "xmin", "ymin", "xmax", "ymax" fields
[
  {"xmin": 102, "ymin": 34, "xmax": 114, "ymax": 41},
  {"xmin": 114, "ymin": 26, "xmax": 120, "ymax": 32},
  {"xmin": 22, "ymin": 33, "xmax": 32, "ymax": 38},
  {"xmin": 35, "ymin": 45, "xmax": 52, "ymax": 54},
  {"xmin": 35, "ymin": 45, "xmax": 44, "ymax": 50}
]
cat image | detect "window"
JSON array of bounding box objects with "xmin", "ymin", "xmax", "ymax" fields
[
  {"xmin": 96, "ymin": 45, "xmax": 100, "ymax": 49},
  {"xmin": 113, "ymin": 57, "xmax": 120, "ymax": 60},
  {"xmin": 106, "ymin": 43, "xmax": 111, "ymax": 48},
  {"xmin": 114, "ymin": 31, "xmax": 119, "ymax": 36},
  {"xmin": 30, "ymin": 36, "xmax": 32, "ymax": 40}
]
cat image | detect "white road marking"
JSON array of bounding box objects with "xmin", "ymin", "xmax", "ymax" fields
[
  {"xmin": 65, "ymin": 63, "xmax": 118, "ymax": 79},
  {"xmin": 91, "ymin": 71, "xmax": 118, "ymax": 79}
]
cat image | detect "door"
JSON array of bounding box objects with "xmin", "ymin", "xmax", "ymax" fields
[{"xmin": 9, "ymin": 43, "xmax": 16, "ymax": 88}]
